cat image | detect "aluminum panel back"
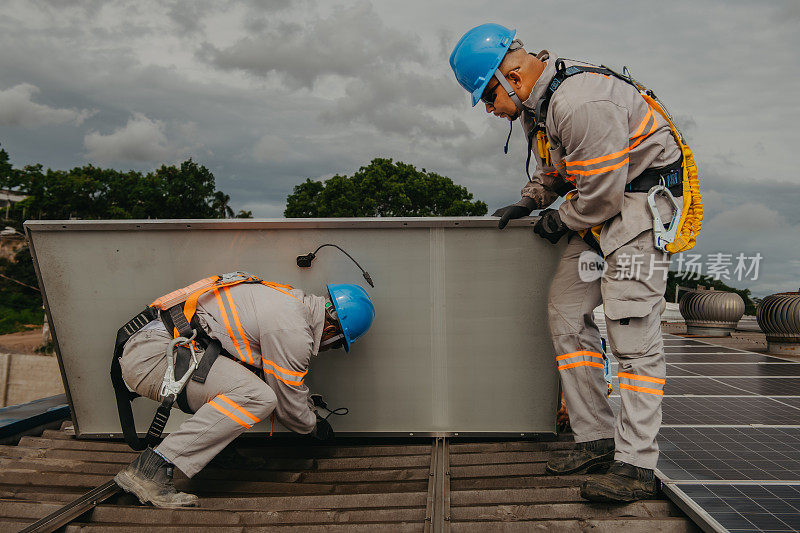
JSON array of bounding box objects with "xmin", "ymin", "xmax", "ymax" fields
[{"xmin": 25, "ymin": 219, "xmax": 560, "ymax": 438}]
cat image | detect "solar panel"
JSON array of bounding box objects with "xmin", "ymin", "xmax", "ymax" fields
[
  {"xmin": 667, "ymin": 483, "xmax": 800, "ymax": 533},
  {"xmin": 665, "ymin": 345, "xmax": 744, "ymax": 354},
  {"xmin": 772, "ymin": 397, "xmax": 800, "ymax": 410},
  {"xmin": 715, "ymin": 378, "xmax": 800, "ymax": 396},
  {"xmin": 611, "ymin": 363, "xmax": 700, "ymax": 377},
  {"xmin": 663, "ymin": 353, "xmax": 777, "ymax": 363},
  {"xmin": 663, "ymin": 339, "xmax": 708, "ymax": 346},
  {"xmin": 659, "ymin": 396, "xmax": 800, "ymax": 426},
  {"xmin": 611, "ymin": 377, "xmax": 756, "ymax": 396},
  {"xmin": 608, "ymin": 396, "xmax": 800, "ymax": 426},
  {"xmin": 658, "ymin": 427, "xmax": 800, "ymax": 481},
  {"xmin": 670, "ymin": 363, "xmax": 800, "ymax": 377}
]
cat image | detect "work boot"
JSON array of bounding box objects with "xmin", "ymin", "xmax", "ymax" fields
[
  {"xmin": 580, "ymin": 460, "xmax": 659, "ymax": 503},
  {"xmin": 545, "ymin": 438, "xmax": 614, "ymax": 475},
  {"xmin": 114, "ymin": 448, "xmax": 199, "ymax": 508}
]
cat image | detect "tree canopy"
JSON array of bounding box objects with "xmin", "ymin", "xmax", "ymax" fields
[
  {"xmin": 1, "ymin": 151, "xmax": 251, "ymax": 221},
  {"xmin": 0, "ymin": 144, "xmax": 250, "ymax": 334},
  {"xmin": 284, "ymin": 158, "xmax": 488, "ymax": 217}
]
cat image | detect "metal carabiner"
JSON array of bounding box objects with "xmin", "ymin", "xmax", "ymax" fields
[
  {"xmin": 159, "ymin": 330, "xmax": 200, "ymax": 400},
  {"xmin": 647, "ymin": 181, "xmax": 680, "ymax": 253}
]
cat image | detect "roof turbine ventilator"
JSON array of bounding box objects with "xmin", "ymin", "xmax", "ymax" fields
[
  {"xmin": 679, "ymin": 288, "xmax": 745, "ymax": 337},
  {"xmin": 757, "ymin": 290, "xmax": 800, "ymax": 355}
]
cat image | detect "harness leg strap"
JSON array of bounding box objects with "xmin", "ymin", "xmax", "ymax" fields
[{"xmin": 146, "ymin": 395, "xmax": 176, "ymax": 448}]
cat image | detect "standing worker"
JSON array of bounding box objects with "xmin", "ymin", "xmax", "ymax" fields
[
  {"xmin": 449, "ymin": 24, "xmax": 701, "ymax": 502},
  {"xmin": 111, "ymin": 272, "xmax": 375, "ymax": 508}
]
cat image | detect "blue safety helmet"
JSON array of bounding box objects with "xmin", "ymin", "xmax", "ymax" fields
[
  {"xmin": 449, "ymin": 23, "xmax": 516, "ymax": 106},
  {"xmin": 326, "ymin": 284, "xmax": 375, "ymax": 352}
]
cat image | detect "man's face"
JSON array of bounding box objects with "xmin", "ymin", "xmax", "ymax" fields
[{"xmin": 482, "ymin": 68, "xmax": 522, "ymax": 120}]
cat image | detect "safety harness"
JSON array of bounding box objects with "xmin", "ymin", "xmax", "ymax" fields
[
  {"xmin": 527, "ymin": 59, "xmax": 703, "ymax": 254},
  {"xmin": 111, "ymin": 271, "xmax": 291, "ymax": 450}
]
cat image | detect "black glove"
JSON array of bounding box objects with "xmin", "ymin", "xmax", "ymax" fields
[
  {"xmin": 310, "ymin": 415, "xmax": 335, "ymax": 441},
  {"xmin": 310, "ymin": 394, "xmax": 327, "ymax": 410},
  {"xmin": 533, "ymin": 208, "xmax": 569, "ymax": 244},
  {"xmin": 492, "ymin": 204, "xmax": 533, "ymax": 230}
]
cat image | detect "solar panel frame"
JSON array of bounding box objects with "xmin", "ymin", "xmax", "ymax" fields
[{"xmin": 663, "ymin": 483, "xmax": 800, "ymax": 533}]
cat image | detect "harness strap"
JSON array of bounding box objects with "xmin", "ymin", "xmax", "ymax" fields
[
  {"xmin": 145, "ymin": 397, "xmax": 174, "ymax": 448},
  {"xmin": 111, "ymin": 307, "xmax": 159, "ymax": 451},
  {"xmin": 625, "ymin": 155, "xmax": 683, "ymax": 195}
]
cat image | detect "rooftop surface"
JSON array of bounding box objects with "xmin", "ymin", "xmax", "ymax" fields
[{"xmin": 2, "ymin": 322, "xmax": 798, "ymax": 532}]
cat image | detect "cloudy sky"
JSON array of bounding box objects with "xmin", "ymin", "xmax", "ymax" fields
[{"xmin": 0, "ymin": 0, "xmax": 798, "ymax": 296}]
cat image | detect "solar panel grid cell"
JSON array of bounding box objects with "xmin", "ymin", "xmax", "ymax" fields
[
  {"xmin": 658, "ymin": 427, "xmax": 800, "ymax": 482},
  {"xmin": 674, "ymin": 484, "xmax": 800, "ymax": 532}
]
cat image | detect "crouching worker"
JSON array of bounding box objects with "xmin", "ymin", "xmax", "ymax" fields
[{"xmin": 110, "ymin": 272, "xmax": 375, "ymax": 508}]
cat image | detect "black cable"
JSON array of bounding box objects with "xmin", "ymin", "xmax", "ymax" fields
[
  {"xmin": 299, "ymin": 243, "xmax": 375, "ymax": 287},
  {"xmin": 323, "ymin": 406, "xmax": 349, "ymax": 420}
]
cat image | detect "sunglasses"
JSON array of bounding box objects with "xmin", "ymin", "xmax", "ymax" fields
[
  {"xmin": 480, "ymin": 82, "xmax": 501, "ymax": 106},
  {"xmin": 480, "ymin": 68, "xmax": 520, "ymax": 106}
]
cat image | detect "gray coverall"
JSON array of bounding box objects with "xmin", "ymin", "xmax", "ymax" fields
[
  {"xmin": 119, "ymin": 284, "xmax": 326, "ymax": 477},
  {"xmin": 517, "ymin": 52, "xmax": 682, "ymax": 469}
]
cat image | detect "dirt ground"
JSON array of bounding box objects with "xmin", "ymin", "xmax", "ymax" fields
[{"xmin": 0, "ymin": 328, "xmax": 46, "ymax": 355}]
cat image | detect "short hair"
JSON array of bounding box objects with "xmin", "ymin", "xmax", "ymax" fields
[{"xmin": 500, "ymin": 39, "xmax": 527, "ymax": 69}]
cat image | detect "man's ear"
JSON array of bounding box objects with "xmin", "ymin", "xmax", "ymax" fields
[{"xmin": 507, "ymin": 69, "xmax": 523, "ymax": 90}]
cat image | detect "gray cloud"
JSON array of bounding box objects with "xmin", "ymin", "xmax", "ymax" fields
[
  {"xmin": 0, "ymin": 83, "xmax": 93, "ymax": 127},
  {"xmin": 202, "ymin": 1, "xmax": 426, "ymax": 88},
  {"xmin": 0, "ymin": 0, "xmax": 797, "ymax": 295},
  {"xmin": 84, "ymin": 113, "xmax": 186, "ymax": 165}
]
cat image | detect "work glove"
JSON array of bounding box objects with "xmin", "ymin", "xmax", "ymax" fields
[
  {"xmin": 533, "ymin": 208, "xmax": 569, "ymax": 244},
  {"xmin": 309, "ymin": 393, "xmax": 327, "ymax": 411},
  {"xmin": 310, "ymin": 415, "xmax": 335, "ymax": 441},
  {"xmin": 492, "ymin": 204, "xmax": 533, "ymax": 230}
]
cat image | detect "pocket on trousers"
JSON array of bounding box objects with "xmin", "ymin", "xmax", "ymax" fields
[{"xmin": 605, "ymin": 298, "xmax": 654, "ymax": 357}]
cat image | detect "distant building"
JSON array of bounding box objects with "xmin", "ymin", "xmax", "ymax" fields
[
  {"xmin": 1, "ymin": 188, "xmax": 27, "ymax": 206},
  {"xmin": 1, "ymin": 188, "xmax": 27, "ymax": 221}
]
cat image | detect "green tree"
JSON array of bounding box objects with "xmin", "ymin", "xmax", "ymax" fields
[
  {"xmin": 284, "ymin": 158, "xmax": 488, "ymax": 217},
  {"xmin": 0, "ymin": 145, "xmax": 251, "ymax": 334}
]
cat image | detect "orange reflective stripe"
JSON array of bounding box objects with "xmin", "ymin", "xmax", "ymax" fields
[
  {"xmin": 209, "ymin": 401, "xmax": 252, "ymax": 428},
  {"xmin": 619, "ymin": 383, "xmax": 664, "ymax": 396},
  {"xmin": 556, "ymin": 351, "xmax": 603, "ymax": 362},
  {"xmin": 558, "ymin": 361, "xmax": 605, "ymax": 371},
  {"xmin": 262, "ymin": 282, "xmax": 301, "ymax": 302},
  {"xmin": 569, "ymin": 157, "xmax": 629, "ymax": 177},
  {"xmin": 631, "ymin": 107, "xmax": 653, "ymax": 139},
  {"xmin": 223, "ymin": 287, "xmax": 253, "ymax": 365},
  {"xmin": 262, "ymin": 358, "xmax": 307, "ymax": 378},
  {"xmin": 565, "ymin": 147, "xmax": 630, "ymax": 168},
  {"xmin": 618, "ymin": 372, "xmax": 666, "ymax": 385},
  {"xmin": 263, "ymin": 366, "xmax": 305, "ymax": 387},
  {"xmin": 213, "ymin": 289, "xmax": 246, "ymax": 362},
  {"xmin": 150, "ymin": 276, "xmax": 218, "ymax": 309},
  {"xmin": 263, "ymin": 281, "xmax": 294, "ymax": 290},
  {"xmin": 629, "ymin": 114, "xmax": 657, "ymax": 150},
  {"xmin": 216, "ymin": 394, "xmax": 260, "ymax": 423}
]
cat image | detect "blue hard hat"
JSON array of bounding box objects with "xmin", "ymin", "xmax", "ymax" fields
[
  {"xmin": 449, "ymin": 23, "xmax": 516, "ymax": 106},
  {"xmin": 326, "ymin": 284, "xmax": 375, "ymax": 352}
]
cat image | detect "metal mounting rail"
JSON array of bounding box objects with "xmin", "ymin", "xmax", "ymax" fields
[
  {"xmin": 424, "ymin": 436, "xmax": 451, "ymax": 533},
  {"xmin": 19, "ymin": 479, "xmax": 121, "ymax": 533}
]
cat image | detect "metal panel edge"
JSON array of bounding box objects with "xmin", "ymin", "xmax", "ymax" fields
[
  {"xmin": 79, "ymin": 430, "xmax": 558, "ymax": 440},
  {"xmin": 23, "ymin": 217, "xmax": 540, "ymax": 231},
  {"xmin": 658, "ymin": 473, "xmax": 728, "ymax": 533},
  {"xmin": 23, "ymin": 224, "xmax": 80, "ymax": 436}
]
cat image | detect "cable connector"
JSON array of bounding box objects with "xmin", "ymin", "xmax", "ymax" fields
[
  {"xmin": 296, "ymin": 253, "xmax": 316, "ymax": 268},
  {"xmin": 295, "ymin": 244, "xmax": 375, "ymax": 287}
]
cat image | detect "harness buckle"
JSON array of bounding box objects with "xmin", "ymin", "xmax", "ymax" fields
[
  {"xmin": 219, "ymin": 271, "xmax": 253, "ymax": 284},
  {"xmin": 159, "ymin": 329, "xmax": 200, "ymax": 399},
  {"xmin": 647, "ymin": 183, "xmax": 680, "ymax": 253}
]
